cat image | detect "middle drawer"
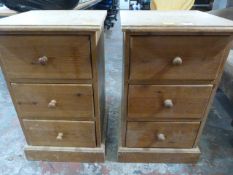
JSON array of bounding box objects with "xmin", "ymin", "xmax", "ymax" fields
[
  {"xmin": 11, "ymin": 83, "xmax": 94, "ymax": 120},
  {"xmin": 128, "ymin": 85, "xmax": 212, "ymax": 120}
]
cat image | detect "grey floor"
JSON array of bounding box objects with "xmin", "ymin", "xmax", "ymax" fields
[{"xmin": 0, "ymin": 15, "xmax": 233, "ymax": 175}]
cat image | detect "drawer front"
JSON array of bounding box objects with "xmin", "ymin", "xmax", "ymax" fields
[
  {"xmin": 23, "ymin": 120, "xmax": 96, "ymax": 147},
  {"xmin": 11, "ymin": 83, "xmax": 94, "ymax": 119},
  {"xmin": 128, "ymin": 85, "xmax": 212, "ymax": 120},
  {"xmin": 0, "ymin": 35, "xmax": 92, "ymax": 80},
  {"xmin": 130, "ymin": 36, "xmax": 229, "ymax": 81},
  {"xmin": 126, "ymin": 122, "xmax": 200, "ymax": 148}
]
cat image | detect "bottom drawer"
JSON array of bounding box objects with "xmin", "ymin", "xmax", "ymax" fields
[
  {"xmin": 126, "ymin": 122, "xmax": 200, "ymax": 148},
  {"xmin": 23, "ymin": 120, "xmax": 96, "ymax": 147}
]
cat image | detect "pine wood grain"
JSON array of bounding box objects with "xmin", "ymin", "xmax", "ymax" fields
[
  {"xmin": 120, "ymin": 11, "xmax": 233, "ymax": 33},
  {"xmin": 126, "ymin": 122, "xmax": 200, "ymax": 148},
  {"xmin": 23, "ymin": 120, "xmax": 96, "ymax": 147},
  {"xmin": 0, "ymin": 11, "xmax": 106, "ymax": 162},
  {"xmin": 0, "ymin": 10, "xmax": 107, "ymax": 32},
  {"xmin": 11, "ymin": 83, "xmax": 94, "ymax": 120},
  {"xmin": 119, "ymin": 11, "xmax": 233, "ymax": 163},
  {"xmin": 128, "ymin": 85, "xmax": 212, "ymax": 120},
  {"xmin": 0, "ymin": 35, "xmax": 92, "ymax": 80},
  {"xmin": 118, "ymin": 147, "xmax": 200, "ymax": 163},
  {"xmin": 25, "ymin": 144, "xmax": 105, "ymax": 162},
  {"xmin": 121, "ymin": 33, "xmax": 130, "ymax": 146},
  {"xmin": 94, "ymin": 33, "xmax": 106, "ymax": 144},
  {"xmin": 130, "ymin": 36, "xmax": 230, "ymax": 81}
]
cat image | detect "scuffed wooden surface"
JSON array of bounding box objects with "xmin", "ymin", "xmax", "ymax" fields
[
  {"xmin": 0, "ymin": 10, "xmax": 107, "ymax": 31},
  {"xmin": 121, "ymin": 10, "xmax": 233, "ymax": 32}
]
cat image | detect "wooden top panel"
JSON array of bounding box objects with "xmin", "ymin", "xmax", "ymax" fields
[
  {"xmin": 0, "ymin": 10, "xmax": 107, "ymax": 32},
  {"xmin": 120, "ymin": 10, "xmax": 233, "ymax": 33}
]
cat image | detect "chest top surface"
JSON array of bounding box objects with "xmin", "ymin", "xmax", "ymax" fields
[
  {"xmin": 120, "ymin": 10, "xmax": 233, "ymax": 33},
  {"xmin": 0, "ymin": 10, "xmax": 107, "ymax": 32}
]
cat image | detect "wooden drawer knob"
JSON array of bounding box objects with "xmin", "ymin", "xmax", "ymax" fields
[
  {"xmin": 48, "ymin": 99, "xmax": 57, "ymax": 108},
  {"xmin": 157, "ymin": 133, "xmax": 166, "ymax": 141},
  {"xmin": 38, "ymin": 56, "xmax": 48, "ymax": 65},
  {"xmin": 56, "ymin": 132, "xmax": 63, "ymax": 140},
  {"xmin": 172, "ymin": 56, "xmax": 182, "ymax": 65},
  {"xmin": 164, "ymin": 99, "xmax": 173, "ymax": 108}
]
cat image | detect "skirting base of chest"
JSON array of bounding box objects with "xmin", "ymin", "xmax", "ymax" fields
[
  {"xmin": 25, "ymin": 144, "xmax": 105, "ymax": 162},
  {"xmin": 118, "ymin": 147, "xmax": 200, "ymax": 163}
]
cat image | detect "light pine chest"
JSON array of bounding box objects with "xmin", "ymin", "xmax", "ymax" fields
[
  {"xmin": 0, "ymin": 10, "xmax": 107, "ymax": 162},
  {"xmin": 118, "ymin": 10, "xmax": 233, "ymax": 163}
]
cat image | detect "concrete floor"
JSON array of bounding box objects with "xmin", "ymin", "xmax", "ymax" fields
[{"xmin": 0, "ymin": 16, "xmax": 233, "ymax": 175}]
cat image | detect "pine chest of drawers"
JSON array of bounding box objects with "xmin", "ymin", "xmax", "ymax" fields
[
  {"xmin": 0, "ymin": 10, "xmax": 107, "ymax": 162},
  {"xmin": 119, "ymin": 11, "xmax": 233, "ymax": 163}
]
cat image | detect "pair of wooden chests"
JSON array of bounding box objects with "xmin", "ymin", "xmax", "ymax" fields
[{"xmin": 0, "ymin": 10, "xmax": 233, "ymax": 163}]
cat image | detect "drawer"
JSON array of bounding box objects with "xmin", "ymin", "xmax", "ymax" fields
[
  {"xmin": 23, "ymin": 120, "xmax": 96, "ymax": 147},
  {"xmin": 0, "ymin": 35, "xmax": 92, "ymax": 80},
  {"xmin": 130, "ymin": 36, "xmax": 229, "ymax": 81},
  {"xmin": 11, "ymin": 83, "xmax": 94, "ymax": 119},
  {"xmin": 128, "ymin": 85, "xmax": 212, "ymax": 120},
  {"xmin": 126, "ymin": 122, "xmax": 200, "ymax": 148}
]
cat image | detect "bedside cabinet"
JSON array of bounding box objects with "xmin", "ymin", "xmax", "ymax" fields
[
  {"xmin": 0, "ymin": 10, "xmax": 107, "ymax": 162},
  {"xmin": 119, "ymin": 11, "xmax": 233, "ymax": 163}
]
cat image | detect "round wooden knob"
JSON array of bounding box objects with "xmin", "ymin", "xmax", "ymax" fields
[
  {"xmin": 164, "ymin": 99, "xmax": 173, "ymax": 108},
  {"xmin": 48, "ymin": 99, "xmax": 57, "ymax": 108},
  {"xmin": 38, "ymin": 56, "xmax": 48, "ymax": 65},
  {"xmin": 172, "ymin": 56, "xmax": 182, "ymax": 65},
  {"xmin": 56, "ymin": 132, "xmax": 63, "ymax": 140},
  {"xmin": 157, "ymin": 133, "xmax": 166, "ymax": 141}
]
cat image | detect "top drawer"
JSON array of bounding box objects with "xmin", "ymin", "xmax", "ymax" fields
[
  {"xmin": 0, "ymin": 35, "xmax": 92, "ymax": 80},
  {"xmin": 129, "ymin": 36, "xmax": 229, "ymax": 81}
]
